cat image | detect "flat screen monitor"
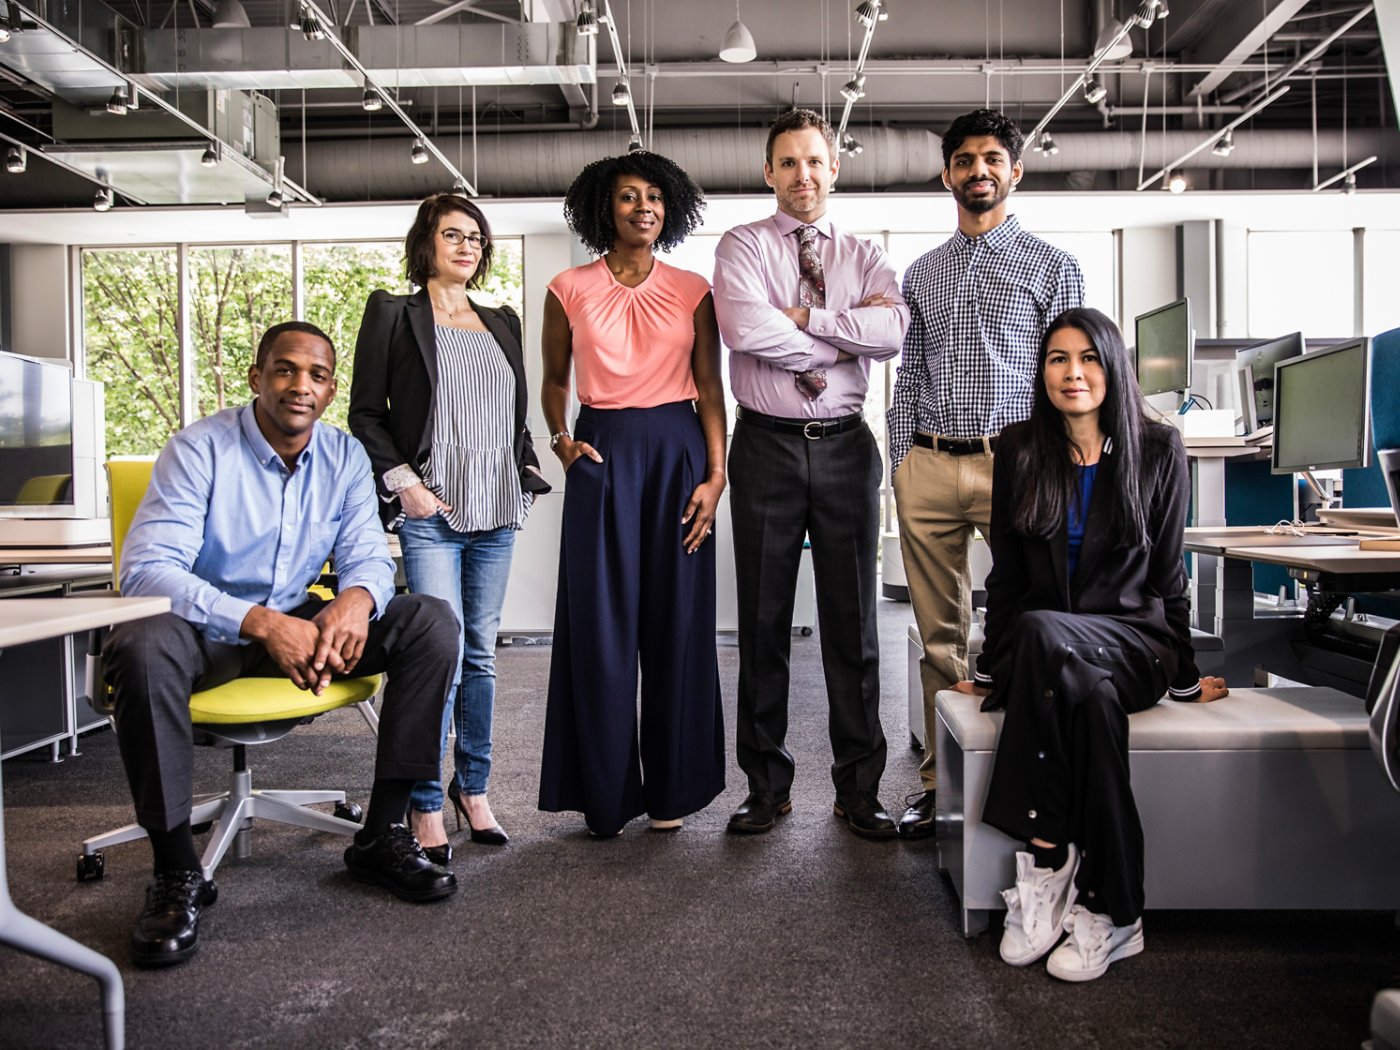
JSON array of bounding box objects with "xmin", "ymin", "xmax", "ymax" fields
[
  {"xmin": 0, "ymin": 351, "xmax": 74, "ymax": 514},
  {"xmin": 1271, "ymin": 338, "xmax": 1372, "ymax": 475},
  {"xmin": 1134, "ymin": 298, "xmax": 1193, "ymax": 398},
  {"xmin": 1235, "ymin": 331, "xmax": 1304, "ymax": 433}
]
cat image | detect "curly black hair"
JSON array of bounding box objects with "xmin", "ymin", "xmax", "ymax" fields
[
  {"xmin": 941, "ymin": 109, "xmax": 1026, "ymax": 169},
  {"xmin": 562, "ymin": 152, "xmax": 705, "ymax": 256}
]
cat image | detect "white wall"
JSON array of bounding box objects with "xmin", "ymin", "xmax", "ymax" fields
[{"xmin": 9, "ymin": 244, "xmax": 70, "ymax": 360}]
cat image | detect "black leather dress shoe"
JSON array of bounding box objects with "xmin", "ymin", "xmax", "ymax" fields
[
  {"xmin": 344, "ymin": 823, "xmax": 458, "ymax": 903},
  {"xmin": 131, "ymin": 869, "xmax": 218, "ymax": 968},
  {"xmin": 897, "ymin": 790, "xmax": 937, "ymax": 841},
  {"xmin": 726, "ymin": 792, "xmax": 792, "ymax": 834},
  {"xmin": 421, "ymin": 842, "xmax": 452, "ymax": 866},
  {"xmin": 833, "ymin": 793, "xmax": 898, "ymax": 839}
]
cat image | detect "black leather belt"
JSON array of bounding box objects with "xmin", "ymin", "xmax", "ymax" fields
[
  {"xmin": 913, "ymin": 432, "xmax": 998, "ymax": 455},
  {"xmin": 737, "ymin": 405, "xmax": 863, "ymax": 439}
]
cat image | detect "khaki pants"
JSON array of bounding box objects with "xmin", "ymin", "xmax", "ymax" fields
[{"xmin": 893, "ymin": 442, "xmax": 994, "ymax": 790}]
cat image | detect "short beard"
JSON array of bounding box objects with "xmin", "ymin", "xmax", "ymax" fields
[{"xmin": 954, "ymin": 183, "xmax": 1008, "ymax": 215}]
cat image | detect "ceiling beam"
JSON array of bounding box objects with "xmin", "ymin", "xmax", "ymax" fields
[
  {"xmin": 417, "ymin": 0, "xmax": 517, "ymax": 25},
  {"xmin": 1187, "ymin": 0, "xmax": 1312, "ymax": 99},
  {"xmin": 1376, "ymin": 0, "xmax": 1400, "ymax": 131}
]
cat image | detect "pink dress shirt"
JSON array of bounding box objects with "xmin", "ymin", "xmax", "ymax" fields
[
  {"xmin": 712, "ymin": 211, "xmax": 910, "ymax": 419},
  {"xmin": 547, "ymin": 257, "xmax": 711, "ymax": 410}
]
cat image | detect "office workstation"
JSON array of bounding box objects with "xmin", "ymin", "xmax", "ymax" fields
[{"xmin": 8, "ymin": 0, "xmax": 1400, "ymax": 1047}]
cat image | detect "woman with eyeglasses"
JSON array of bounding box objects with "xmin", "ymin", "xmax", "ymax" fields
[
  {"xmin": 350, "ymin": 193, "xmax": 550, "ymax": 863},
  {"xmin": 537, "ymin": 152, "xmax": 727, "ymax": 837},
  {"xmin": 956, "ymin": 306, "xmax": 1227, "ymax": 982}
]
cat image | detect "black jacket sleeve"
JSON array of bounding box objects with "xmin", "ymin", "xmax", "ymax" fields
[
  {"xmin": 974, "ymin": 425, "xmax": 1032, "ymax": 689},
  {"xmin": 1146, "ymin": 425, "xmax": 1203, "ymax": 699},
  {"xmin": 347, "ymin": 290, "xmax": 411, "ymax": 494}
]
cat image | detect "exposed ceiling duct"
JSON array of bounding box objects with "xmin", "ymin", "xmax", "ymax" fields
[{"xmin": 287, "ymin": 126, "xmax": 1400, "ymax": 199}]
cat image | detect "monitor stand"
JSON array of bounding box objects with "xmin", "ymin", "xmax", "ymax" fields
[
  {"xmin": 0, "ymin": 518, "xmax": 111, "ymax": 548},
  {"xmin": 1301, "ymin": 470, "xmax": 1338, "ymax": 514}
]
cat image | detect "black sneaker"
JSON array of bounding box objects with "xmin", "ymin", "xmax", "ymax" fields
[
  {"xmin": 131, "ymin": 869, "xmax": 218, "ymax": 968},
  {"xmin": 344, "ymin": 823, "xmax": 457, "ymax": 903}
]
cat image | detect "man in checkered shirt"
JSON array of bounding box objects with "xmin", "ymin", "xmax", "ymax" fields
[{"xmin": 887, "ymin": 109, "xmax": 1085, "ymax": 841}]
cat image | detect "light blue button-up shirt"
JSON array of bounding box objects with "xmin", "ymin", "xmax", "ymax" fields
[{"xmin": 121, "ymin": 402, "xmax": 397, "ymax": 645}]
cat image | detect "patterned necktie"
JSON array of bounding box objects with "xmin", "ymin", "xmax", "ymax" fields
[{"xmin": 794, "ymin": 225, "xmax": 828, "ymax": 402}]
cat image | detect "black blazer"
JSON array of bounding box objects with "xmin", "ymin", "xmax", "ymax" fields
[
  {"xmin": 974, "ymin": 419, "xmax": 1201, "ymax": 696},
  {"xmin": 348, "ymin": 287, "xmax": 550, "ymax": 528}
]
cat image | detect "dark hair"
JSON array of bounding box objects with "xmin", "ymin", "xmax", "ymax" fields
[
  {"xmin": 404, "ymin": 193, "xmax": 495, "ymax": 289},
  {"xmin": 562, "ymin": 152, "xmax": 705, "ymax": 255},
  {"xmin": 255, "ymin": 321, "xmax": 335, "ymax": 369},
  {"xmin": 765, "ymin": 108, "xmax": 836, "ymax": 166},
  {"xmin": 941, "ymin": 109, "xmax": 1026, "ymax": 169},
  {"xmin": 1011, "ymin": 307, "xmax": 1149, "ymax": 548}
]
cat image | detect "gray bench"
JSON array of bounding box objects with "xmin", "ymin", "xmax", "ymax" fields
[{"xmin": 934, "ymin": 685, "xmax": 1400, "ymax": 936}]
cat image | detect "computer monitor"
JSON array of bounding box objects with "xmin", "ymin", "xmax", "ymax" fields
[
  {"xmin": 1271, "ymin": 338, "xmax": 1372, "ymax": 476},
  {"xmin": 1134, "ymin": 298, "xmax": 1193, "ymax": 398},
  {"xmin": 0, "ymin": 350, "xmax": 75, "ymax": 518},
  {"xmin": 1235, "ymin": 331, "xmax": 1304, "ymax": 433}
]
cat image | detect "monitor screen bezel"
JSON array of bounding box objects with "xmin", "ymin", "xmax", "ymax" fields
[
  {"xmin": 1134, "ymin": 297, "xmax": 1194, "ymax": 399},
  {"xmin": 1235, "ymin": 331, "xmax": 1304, "ymax": 433},
  {"xmin": 1270, "ymin": 337, "xmax": 1373, "ymax": 475}
]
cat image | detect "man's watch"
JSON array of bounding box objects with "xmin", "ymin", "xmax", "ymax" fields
[{"xmin": 549, "ymin": 431, "xmax": 570, "ymax": 450}]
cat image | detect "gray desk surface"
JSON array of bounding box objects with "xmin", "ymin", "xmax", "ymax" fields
[
  {"xmin": 0, "ymin": 595, "xmax": 169, "ymax": 648},
  {"xmin": 1183, "ymin": 528, "xmax": 1400, "ymax": 576},
  {"xmin": 0, "ymin": 546, "xmax": 113, "ymax": 565}
]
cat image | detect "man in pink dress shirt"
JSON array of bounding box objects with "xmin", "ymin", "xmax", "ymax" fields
[{"xmin": 712, "ymin": 108, "xmax": 911, "ymax": 838}]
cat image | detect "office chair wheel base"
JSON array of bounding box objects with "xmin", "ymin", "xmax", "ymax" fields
[
  {"xmin": 334, "ymin": 802, "xmax": 363, "ymax": 823},
  {"xmin": 76, "ymin": 852, "xmax": 105, "ymax": 882},
  {"xmin": 801, "ymin": 627, "xmax": 813, "ymax": 637}
]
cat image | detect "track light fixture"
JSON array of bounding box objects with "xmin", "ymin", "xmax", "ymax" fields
[
  {"xmin": 5, "ymin": 145, "xmax": 24, "ymax": 173},
  {"xmin": 1135, "ymin": 0, "xmax": 1161, "ymax": 29},
  {"xmin": 719, "ymin": 14, "xmax": 757, "ymax": 63},
  {"xmin": 1031, "ymin": 130, "xmax": 1058, "ymax": 156},
  {"xmin": 1156, "ymin": 0, "xmax": 1169, "ymax": 16},
  {"xmin": 362, "ymin": 87, "xmax": 383, "ymax": 112},
  {"xmin": 106, "ymin": 86, "xmax": 129, "ymax": 116},
  {"xmin": 854, "ymin": 1, "xmax": 886, "ymax": 28},
  {"xmin": 451, "ymin": 177, "xmax": 469, "ymax": 195},
  {"xmin": 840, "ymin": 75, "xmax": 866, "ymax": 102},
  {"xmin": 1166, "ymin": 171, "xmax": 1187, "ymax": 193},
  {"xmin": 611, "ymin": 80, "xmax": 631, "ymax": 106},
  {"xmin": 0, "ymin": 25, "xmax": 10, "ymax": 44},
  {"xmin": 93, "ymin": 186, "xmax": 113, "ymax": 212},
  {"xmin": 627, "ymin": 134, "xmax": 644, "ymax": 153},
  {"xmin": 410, "ymin": 137, "xmax": 429, "ymax": 165},
  {"xmin": 576, "ymin": 1, "xmax": 599, "ymax": 36},
  {"xmin": 200, "ymin": 144, "xmax": 219, "ymax": 167},
  {"xmin": 266, "ymin": 187, "xmax": 284, "ymax": 207},
  {"xmin": 1211, "ymin": 129, "xmax": 1234, "ymax": 157},
  {"xmin": 1343, "ymin": 173, "xmax": 1357, "ymax": 195},
  {"xmin": 294, "ymin": 6, "xmax": 325, "ymax": 41},
  {"xmin": 1083, "ymin": 78, "xmax": 1107, "ymax": 105},
  {"xmin": 841, "ymin": 134, "xmax": 863, "ymax": 155}
]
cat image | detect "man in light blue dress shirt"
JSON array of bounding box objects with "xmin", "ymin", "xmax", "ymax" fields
[{"xmin": 105, "ymin": 322, "xmax": 460, "ymax": 969}]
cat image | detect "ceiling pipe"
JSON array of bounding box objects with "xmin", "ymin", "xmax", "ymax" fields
[{"xmin": 1220, "ymin": 3, "xmax": 1374, "ymax": 104}]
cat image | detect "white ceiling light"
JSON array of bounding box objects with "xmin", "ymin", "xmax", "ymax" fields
[
  {"xmin": 840, "ymin": 75, "xmax": 866, "ymax": 102},
  {"xmin": 106, "ymin": 86, "xmax": 129, "ymax": 116},
  {"xmin": 1166, "ymin": 171, "xmax": 1187, "ymax": 193},
  {"xmin": 854, "ymin": 1, "xmax": 886, "ymax": 29},
  {"xmin": 627, "ymin": 134, "xmax": 644, "ymax": 153},
  {"xmin": 1211, "ymin": 128, "xmax": 1234, "ymax": 157},
  {"xmin": 719, "ymin": 11, "xmax": 757, "ymax": 64},
  {"xmin": 0, "ymin": 24, "xmax": 11, "ymax": 44},
  {"xmin": 266, "ymin": 187, "xmax": 284, "ymax": 207},
  {"xmin": 1032, "ymin": 130, "xmax": 1058, "ymax": 156},
  {"xmin": 410, "ymin": 138, "xmax": 429, "ymax": 164},
  {"xmin": 210, "ymin": 0, "xmax": 251, "ymax": 28},
  {"xmin": 93, "ymin": 186, "xmax": 113, "ymax": 211},
  {"xmin": 1083, "ymin": 78, "xmax": 1107, "ymax": 105},
  {"xmin": 1094, "ymin": 18, "xmax": 1132, "ymax": 61},
  {"xmin": 843, "ymin": 134, "xmax": 864, "ymax": 155},
  {"xmin": 5, "ymin": 145, "xmax": 25, "ymax": 173},
  {"xmin": 611, "ymin": 80, "xmax": 631, "ymax": 106},
  {"xmin": 576, "ymin": 1, "xmax": 599, "ymax": 36},
  {"xmin": 362, "ymin": 87, "xmax": 383, "ymax": 112},
  {"xmin": 1135, "ymin": 0, "xmax": 1161, "ymax": 29},
  {"xmin": 294, "ymin": 6, "xmax": 325, "ymax": 41},
  {"xmin": 200, "ymin": 144, "xmax": 219, "ymax": 167},
  {"xmin": 451, "ymin": 177, "xmax": 469, "ymax": 195}
]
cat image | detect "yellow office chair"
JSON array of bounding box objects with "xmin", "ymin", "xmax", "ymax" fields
[{"xmin": 76, "ymin": 457, "xmax": 383, "ymax": 882}]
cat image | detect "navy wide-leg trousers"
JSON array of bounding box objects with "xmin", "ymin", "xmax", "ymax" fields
[{"xmin": 538, "ymin": 402, "xmax": 725, "ymax": 836}]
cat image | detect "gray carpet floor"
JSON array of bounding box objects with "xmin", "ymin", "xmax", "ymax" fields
[{"xmin": 1, "ymin": 596, "xmax": 1396, "ymax": 1049}]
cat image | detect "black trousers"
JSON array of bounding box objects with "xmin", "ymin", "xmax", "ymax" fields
[
  {"xmin": 981, "ymin": 610, "xmax": 1168, "ymax": 927},
  {"xmin": 104, "ymin": 593, "xmax": 458, "ymax": 833},
  {"xmin": 728, "ymin": 415, "xmax": 886, "ymax": 799}
]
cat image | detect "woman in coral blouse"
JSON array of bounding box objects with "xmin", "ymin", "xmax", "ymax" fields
[{"xmin": 538, "ymin": 152, "xmax": 727, "ymax": 837}]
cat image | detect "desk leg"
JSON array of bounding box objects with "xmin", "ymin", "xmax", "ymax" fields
[
  {"xmin": 1190, "ymin": 457, "xmax": 1229, "ymax": 633},
  {"xmin": 0, "ymin": 739, "xmax": 124, "ymax": 1049}
]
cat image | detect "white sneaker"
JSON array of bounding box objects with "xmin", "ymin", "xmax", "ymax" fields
[
  {"xmin": 999, "ymin": 844, "xmax": 1079, "ymax": 966},
  {"xmin": 1046, "ymin": 904, "xmax": 1145, "ymax": 982}
]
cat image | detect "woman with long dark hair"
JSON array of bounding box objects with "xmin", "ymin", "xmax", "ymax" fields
[
  {"xmin": 350, "ymin": 193, "xmax": 550, "ymax": 861},
  {"xmin": 537, "ymin": 151, "xmax": 727, "ymax": 837},
  {"xmin": 955, "ymin": 306, "xmax": 1227, "ymax": 981}
]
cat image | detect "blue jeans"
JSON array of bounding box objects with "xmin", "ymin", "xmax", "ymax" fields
[{"xmin": 398, "ymin": 515, "xmax": 515, "ymax": 811}]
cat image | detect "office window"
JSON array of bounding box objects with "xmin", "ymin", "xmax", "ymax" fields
[
  {"xmin": 1364, "ymin": 231, "xmax": 1400, "ymax": 337},
  {"xmin": 190, "ymin": 245, "xmax": 293, "ymax": 423},
  {"xmin": 80, "ymin": 247, "xmax": 181, "ymax": 456},
  {"xmin": 1248, "ymin": 231, "xmax": 1354, "ymax": 338}
]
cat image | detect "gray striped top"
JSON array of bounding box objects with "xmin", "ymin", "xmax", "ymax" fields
[{"xmin": 422, "ymin": 325, "xmax": 528, "ymax": 532}]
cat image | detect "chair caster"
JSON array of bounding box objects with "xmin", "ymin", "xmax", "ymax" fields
[
  {"xmin": 334, "ymin": 802, "xmax": 363, "ymax": 823},
  {"xmin": 76, "ymin": 851, "xmax": 105, "ymax": 882},
  {"xmin": 800, "ymin": 627, "xmax": 813, "ymax": 637}
]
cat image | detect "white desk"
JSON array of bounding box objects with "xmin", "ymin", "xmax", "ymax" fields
[{"xmin": 0, "ymin": 595, "xmax": 170, "ymax": 1050}]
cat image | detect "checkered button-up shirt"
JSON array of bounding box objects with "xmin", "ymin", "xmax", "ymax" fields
[{"xmin": 887, "ymin": 214, "xmax": 1084, "ymax": 472}]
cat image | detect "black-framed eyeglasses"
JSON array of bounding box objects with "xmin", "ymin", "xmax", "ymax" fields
[{"xmin": 441, "ymin": 229, "xmax": 488, "ymax": 249}]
